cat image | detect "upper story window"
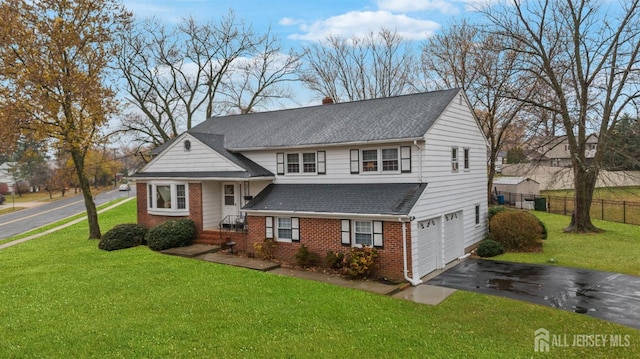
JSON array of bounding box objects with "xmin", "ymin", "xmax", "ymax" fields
[
  {"xmin": 463, "ymin": 148, "xmax": 470, "ymax": 170},
  {"xmin": 451, "ymin": 147, "xmax": 459, "ymax": 172},
  {"xmin": 277, "ymin": 151, "xmax": 325, "ymax": 175},
  {"xmin": 351, "ymin": 146, "xmax": 410, "ymax": 174},
  {"xmin": 147, "ymin": 182, "xmax": 189, "ymax": 216}
]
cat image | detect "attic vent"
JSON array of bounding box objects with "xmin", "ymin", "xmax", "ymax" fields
[{"xmin": 184, "ymin": 140, "xmax": 191, "ymax": 151}]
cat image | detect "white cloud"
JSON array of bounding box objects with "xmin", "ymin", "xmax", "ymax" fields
[
  {"xmin": 285, "ymin": 10, "xmax": 440, "ymax": 42},
  {"xmin": 377, "ymin": 0, "xmax": 460, "ymax": 14}
]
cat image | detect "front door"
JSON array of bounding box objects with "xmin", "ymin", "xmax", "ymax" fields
[{"xmin": 222, "ymin": 183, "xmax": 239, "ymax": 220}]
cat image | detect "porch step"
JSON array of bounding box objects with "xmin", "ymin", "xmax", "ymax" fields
[{"xmin": 161, "ymin": 244, "xmax": 221, "ymax": 258}]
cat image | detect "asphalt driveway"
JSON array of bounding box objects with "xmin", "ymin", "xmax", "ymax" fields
[{"xmin": 426, "ymin": 259, "xmax": 640, "ymax": 330}]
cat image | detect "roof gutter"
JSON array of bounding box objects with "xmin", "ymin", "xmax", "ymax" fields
[
  {"xmin": 402, "ymin": 218, "xmax": 422, "ymax": 286},
  {"xmin": 133, "ymin": 176, "xmax": 275, "ymax": 181},
  {"xmin": 242, "ymin": 209, "xmax": 412, "ymax": 222}
]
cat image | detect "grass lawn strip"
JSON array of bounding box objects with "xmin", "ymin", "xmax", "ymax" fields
[{"xmin": 0, "ymin": 201, "xmax": 638, "ymax": 358}]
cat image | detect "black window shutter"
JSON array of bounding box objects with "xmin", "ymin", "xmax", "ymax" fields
[
  {"xmin": 400, "ymin": 146, "xmax": 411, "ymax": 173},
  {"xmin": 276, "ymin": 153, "xmax": 284, "ymax": 175},
  {"xmin": 350, "ymin": 149, "xmax": 359, "ymax": 174},
  {"xmin": 292, "ymin": 217, "xmax": 300, "ymax": 242},
  {"xmin": 373, "ymin": 221, "xmax": 383, "ymax": 248},
  {"xmin": 341, "ymin": 219, "xmax": 351, "ymax": 245}
]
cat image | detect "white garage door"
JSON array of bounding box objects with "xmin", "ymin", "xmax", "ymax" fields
[
  {"xmin": 443, "ymin": 210, "xmax": 464, "ymax": 264},
  {"xmin": 415, "ymin": 217, "xmax": 441, "ymax": 278}
]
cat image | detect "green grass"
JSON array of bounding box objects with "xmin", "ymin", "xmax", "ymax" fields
[
  {"xmin": 542, "ymin": 186, "xmax": 640, "ymax": 201},
  {"xmin": 497, "ymin": 211, "xmax": 640, "ymax": 276},
  {"xmin": 0, "ymin": 201, "xmax": 638, "ymax": 358}
]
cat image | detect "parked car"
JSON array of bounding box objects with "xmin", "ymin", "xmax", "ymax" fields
[
  {"xmin": 118, "ymin": 183, "xmax": 130, "ymax": 191},
  {"xmin": 0, "ymin": 194, "xmax": 5, "ymax": 205}
]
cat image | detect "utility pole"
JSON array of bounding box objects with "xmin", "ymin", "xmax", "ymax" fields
[{"xmin": 113, "ymin": 148, "xmax": 117, "ymax": 188}]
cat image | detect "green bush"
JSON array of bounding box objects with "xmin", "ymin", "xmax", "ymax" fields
[
  {"xmin": 98, "ymin": 223, "xmax": 148, "ymax": 251},
  {"xmin": 295, "ymin": 245, "xmax": 320, "ymax": 268},
  {"xmin": 488, "ymin": 205, "xmax": 508, "ymax": 220},
  {"xmin": 489, "ymin": 211, "xmax": 543, "ymax": 251},
  {"xmin": 146, "ymin": 219, "xmax": 196, "ymax": 251},
  {"xmin": 476, "ymin": 239, "xmax": 505, "ymax": 257},
  {"xmin": 324, "ymin": 250, "xmax": 345, "ymax": 269},
  {"xmin": 536, "ymin": 216, "xmax": 548, "ymax": 240},
  {"xmin": 343, "ymin": 247, "xmax": 378, "ymax": 279}
]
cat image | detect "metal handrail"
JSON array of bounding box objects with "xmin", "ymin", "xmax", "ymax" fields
[{"xmin": 219, "ymin": 214, "xmax": 247, "ymax": 232}]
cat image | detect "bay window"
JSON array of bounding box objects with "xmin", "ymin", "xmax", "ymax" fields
[{"xmin": 147, "ymin": 182, "xmax": 189, "ymax": 215}]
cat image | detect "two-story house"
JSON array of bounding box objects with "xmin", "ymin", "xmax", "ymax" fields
[
  {"xmin": 134, "ymin": 88, "xmax": 488, "ymax": 284},
  {"xmin": 528, "ymin": 134, "xmax": 598, "ymax": 167}
]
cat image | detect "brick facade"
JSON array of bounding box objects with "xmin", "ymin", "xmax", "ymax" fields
[
  {"xmin": 246, "ymin": 216, "xmax": 412, "ymax": 282},
  {"xmin": 136, "ymin": 182, "xmax": 204, "ymax": 236}
]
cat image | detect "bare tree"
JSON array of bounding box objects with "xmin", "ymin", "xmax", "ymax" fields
[
  {"xmin": 301, "ymin": 28, "xmax": 417, "ymax": 102},
  {"xmin": 483, "ymin": 0, "xmax": 640, "ymax": 232},
  {"xmin": 118, "ymin": 11, "xmax": 302, "ymax": 147},
  {"xmin": 421, "ymin": 20, "xmax": 533, "ymax": 201}
]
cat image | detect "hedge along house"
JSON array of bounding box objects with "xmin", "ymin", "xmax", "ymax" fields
[{"xmin": 134, "ymin": 88, "xmax": 488, "ymax": 284}]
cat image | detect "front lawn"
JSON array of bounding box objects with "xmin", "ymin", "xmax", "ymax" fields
[{"xmin": 0, "ymin": 201, "xmax": 638, "ymax": 358}]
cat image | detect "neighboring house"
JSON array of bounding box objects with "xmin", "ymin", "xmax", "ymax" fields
[
  {"xmin": 134, "ymin": 89, "xmax": 488, "ymax": 284},
  {"xmin": 0, "ymin": 162, "xmax": 19, "ymax": 192},
  {"xmin": 528, "ymin": 134, "xmax": 598, "ymax": 167}
]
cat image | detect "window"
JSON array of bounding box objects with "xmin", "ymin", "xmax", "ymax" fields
[
  {"xmin": 341, "ymin": 219, "xmax": 383, "ymax": 248},
  {"xmin": 475, "ymin": 204, "xmax": 481, "ymax": 225},
  {"xmin": 362, "ymin": 150, "xmax": 378, "ymax": 172},
  {"xmin": 353, "ymin": 148, "xmax": 404, "ymax": 174},
  {"xmin": 266, "ymin": 216, "xmax": 299, "ymax": 242},
  {"xmin": 381, "ymin": 148, "xmax": 399, "ymax": 171},
  {"xmin": 451, "ymin": 147, "xmax": 459, "ymax": 172},
  {"xmin": 287, "ymin": 153, "xmax": 300, "ymax": 173},
  {"xmin": 224, "ymin": 184, "xmax": 235, "ymax": 206},
  {"xmin": 354, "ymin": 221, "xmax": 373, "ymax": 245},
  {"xmin": 147, "ymin": 182, "xmax": 189, "ymax": 215},
  {"xmin": 277, "ymin": 217, "xmax": 292, "ymax": 239},
  {"xmin": 303, "ymin": 153, "xmax": 316, "ymax": 173},
  {"xmin": 281, "ymin": 152, "xmax": 319, "ymax": 175},
  {"xmin": 463, "ymin": 148, "xmax": 470, "ymax": 170}
]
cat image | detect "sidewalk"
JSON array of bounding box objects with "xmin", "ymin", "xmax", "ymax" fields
[{"xmin": 162, "ymin": 244, "xmax": 458, "ymax": 305}]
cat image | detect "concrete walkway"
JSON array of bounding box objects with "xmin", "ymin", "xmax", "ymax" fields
[{"xmin": 162, "ymin": 244, "xmax": 457, "ymax": 305}]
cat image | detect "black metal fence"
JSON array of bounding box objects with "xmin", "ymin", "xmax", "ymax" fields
[{"xmin": 495, "ymin": 191, "xmax": 640, "ymax": 226}]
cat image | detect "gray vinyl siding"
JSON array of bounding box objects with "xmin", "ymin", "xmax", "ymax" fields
[
  {"xmin": 241, "ymin": 142, "xmax": 421, "ymax": 184},
  {"xmin": 409, "ymin": 93, "xmax": 488, "ymax": 263}
]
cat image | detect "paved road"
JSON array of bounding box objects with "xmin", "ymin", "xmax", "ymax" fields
[{"xmin": 0, "ymin": 188, "xmax": 136, "ymax": 240}]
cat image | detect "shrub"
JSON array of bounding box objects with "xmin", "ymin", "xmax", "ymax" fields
[
  {"xmin": 536, "ymin": 216, "xmax": 548, "ymax": 240},
  {"xmin": 476, "ymin": 239, "xmax": 505, "ymax": 257},
  {"xmin": 489, "ymin": 211, "xmax": 543, "ymax": 251},
  {"xmin": 253, "ymin": 238, "xmax": 276, "ymax": 260},
  {"xmin": 488, "ymin": 205, "xmax": 508, "ymax": 220},
  {"xmin": 343, "ymin": 247, "xmax": 378, "ymax": 279},
  {"xmin": 324, "ymin": 250, "xmax": 345, "ymax": 269},
  {"xmin": 98, "ymin": 223, "xmax": 148, "ymax": 251},
  {"xmin": 146, "ymin": 219, "xmax": 196, "ymax": 251},
  {"xmin": 295, "ymin": 245, "xmax": 320, "ymax": 267}
]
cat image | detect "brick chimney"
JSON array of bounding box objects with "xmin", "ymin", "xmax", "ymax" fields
[{"xmin": 322, "ymin": 96, "xmax": 334, "ymax": 105}]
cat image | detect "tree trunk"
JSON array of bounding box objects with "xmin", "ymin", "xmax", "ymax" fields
[
  {"xmin": 70, "ymin": 150, "xmax": 101, "ymax": 239},
  {"xmin": 565, "ymin": 165, "xmax": 601, "ymax": 233}
]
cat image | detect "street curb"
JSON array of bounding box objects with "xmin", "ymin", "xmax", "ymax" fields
[{"xmin": 0, "ymin": 196, "xmax": 136, "ymax": 251}]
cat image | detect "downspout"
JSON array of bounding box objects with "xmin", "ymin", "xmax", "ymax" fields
[
  {"xmin": 401, "ymin": 218, "xmax": 423, "ymax": 286},
  {"xmin": 414, "ymin": 140, "xmax": 423, "ymax": 183}
]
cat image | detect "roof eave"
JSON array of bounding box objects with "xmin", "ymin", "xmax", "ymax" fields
[{"xmin": 241, "ymin": 209, "xmax": 412, "ymax": 221}]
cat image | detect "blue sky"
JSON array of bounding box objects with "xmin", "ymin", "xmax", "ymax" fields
[{"xmin": 122, "ymin": 0, "xmax": 484, "ymax": 47}]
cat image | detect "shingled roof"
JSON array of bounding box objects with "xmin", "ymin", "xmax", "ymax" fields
[
  {"xmin": 243, "ymin": 183, "xmax": 428, "ymax": 216},
  {"xmin": 189, "ymin": 88, "xmax": 461, "ymax": 150}
]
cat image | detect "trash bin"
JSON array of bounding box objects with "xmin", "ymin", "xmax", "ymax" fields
[
  {"xmin": 534, "ymin": 197, "xmax": 547, "ymax": 211},
  {"xmin": 497, "ymin": 195, "xmax": 505, "ymax": 205}
]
